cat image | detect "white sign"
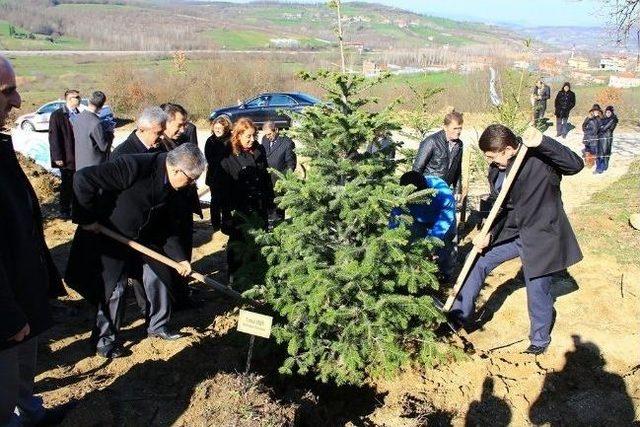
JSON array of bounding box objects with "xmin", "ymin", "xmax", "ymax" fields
[{"xmin": 237, "ymin": 310, "xmax": 273, "ymax": 339}]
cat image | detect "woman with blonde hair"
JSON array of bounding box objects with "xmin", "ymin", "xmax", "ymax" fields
[{"xmin": 213, "ymin": 118, "xmax": 274, "ymax": 281}]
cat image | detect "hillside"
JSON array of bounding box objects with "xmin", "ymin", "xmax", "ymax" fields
[{"xmin": 0, "ymin": 0, "xmax": 523, "ymax": 51}]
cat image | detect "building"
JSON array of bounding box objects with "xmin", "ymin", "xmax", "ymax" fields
[
  {"xmin": 568, "ymin": 56, "xmax": 590, "ymax": 70},
  {"xmin": 600, "ymin": 55, "xmax": 628, "ymax": 72},
  {"xmin": 609, "ymin": 72, "xmax": 640, "ymax": 88},
  {"xmin": 269, "ymin": 38, "xmax": 300, "ymax": 48},
  {"xmin": 362, "ymin": 60, "xmax": 388, "ymax": 77},
  {"xmin": 513, "ymin": 60, "xmax": 531, "ymax": 70}
]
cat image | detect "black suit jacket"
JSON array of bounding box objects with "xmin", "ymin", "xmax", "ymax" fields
[
  {"xmin": 0, "ymin": 134, "xmax": 63, "ymax": 349},
  {"xmin": 112, "ymin": 131, "xmax": 157, "ymax": 158},
  {"xmin": 488, "ymin": 136, "xmax": 584, "ymax": 278},
  {"xmin": 261, "ymin": 134, "xmax": 296, "ymax": 184},
  {"xmin": 48, "ymin": 106, "xmax": 78, "ymax": 169},
  {"xmin": 66, "ymin": 153, "xmax": 188, "ymax": 302}
]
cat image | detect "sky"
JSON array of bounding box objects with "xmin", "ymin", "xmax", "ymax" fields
[{"xmin": 218, "ymin": 0, "xmax": 605, "ymax": 27}]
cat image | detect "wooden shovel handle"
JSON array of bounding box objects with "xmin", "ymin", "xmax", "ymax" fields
[
  {"xmin": 95, "ymin": 224, "xmax": 244, "ymax": 302},
  {"xmin": 443, "ymin": 144, "xmax": 529, "ymax": 312}
]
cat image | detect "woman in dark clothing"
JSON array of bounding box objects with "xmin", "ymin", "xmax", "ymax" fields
[
  {"xmin": 204, "ymin": 116, "xmax": 232, "ymax": 230},
  {"xmin": 581, "ymin": 106, "xmax": 602, "ymax": 169},
  {"xmin": 596, "ymin": 105, "xmax": 618, "ymax": 174},
  {"xmin": 554, "ymin": 82, "xmax": 576, "ymax": 138},
  {"xmin": 214, "ymin": 118, "xmax": 274, "ymax": 281}
]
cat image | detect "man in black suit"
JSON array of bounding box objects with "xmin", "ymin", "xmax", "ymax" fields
[
  {"xmin": 66, "ymin": 143, "xmax": 206, "ymax": 358},
  {"xmin": 261, "ymin": 121, "xmax": 296, "ymax": 223},
  {"xmin": 48, "ymin": 89, "xmax": 81, "ymax": 219},
  {"xmin": 1, "ymin": 54, "xmax": 69, "ymax": 426},
  {"xmin": 450, "ymin": 125, "xmax": 583, "ymax": 355}
]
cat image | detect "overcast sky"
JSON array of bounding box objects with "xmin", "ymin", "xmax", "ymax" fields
[{"xmin": 219, "ymin": 0, "xmax": 604, "ymax": 27}]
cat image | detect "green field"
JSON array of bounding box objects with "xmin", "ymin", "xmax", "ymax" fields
[
  {"xmin": 206, "ymin": 28, "xmax": 273, "ymax": 50},
  {"xmin": 0, "ymin": 20, "xmax": 86, "ymax": 51}
]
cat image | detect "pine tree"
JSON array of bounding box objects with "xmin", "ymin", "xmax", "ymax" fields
[{"xmin": 242, "ymin": 71, "xmax": 446, "ymax": 386}]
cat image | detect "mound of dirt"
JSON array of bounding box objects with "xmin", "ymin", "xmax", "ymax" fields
[
  {"xmin": 17, "ymin": 151, "xmax": 59, "ymax": 205},
  {"xmin": 177, "ymin": 373, "xmax": 298, "ymax": 426}
]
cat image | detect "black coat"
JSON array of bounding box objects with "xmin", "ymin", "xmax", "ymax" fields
[
  {"xmin": 261, "ymin": 134, "xmax": 297, "ymax": 185},
  {"xmin": 600, "ymin": 114, "xmax": 618, "ymax": 139},
  {"xmin": 214, "ymin": 144, "xmax": 275, "ymax": 218},
  {"xmin": 412, "ymin": 129, "xmax": 463, "ymax": 188},
  {"xmin": 48, "ymin": 106, "xmax": 78, "ymax": 170},
  {"xmin": 112, "ymin": 131, "xmax": 158, "ymax": 157},
  {"xmin": 66, "ymin": 153, "xmax": 188, "ymax": 303},
  {"xmin": 0, "ymin": 134, "xmax": 63, "ymax": 350},
  {"xmin": 582, "ymin": 116, "xmax": 600, "ymax": 150},
  {"xmin": 488, "ymin": 136, "xmax": 583, "ymax": 278},
  {"xmin": 554, "ymin": 90, "xmax": 576, "ymax": 118},
  {"xmin": 204, "ymin": 134, "xmax": 230, "ymax": 187},
  {"xmin": 178, "ymin": 122, "xmax": 198, "ymax": 146}
]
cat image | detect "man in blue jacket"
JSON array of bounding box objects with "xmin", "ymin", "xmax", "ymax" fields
[{"xmin": 391, "ymin": 171, "xmax": 456, "ymax": 279}]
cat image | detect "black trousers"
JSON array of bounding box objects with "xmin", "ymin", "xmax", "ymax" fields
[{"xmin": 59, "ymin": 169, "xmax": 74, "ymax": 214}]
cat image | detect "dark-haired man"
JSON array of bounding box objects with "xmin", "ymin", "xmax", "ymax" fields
[
  {"xmin": 73, "ymin": 91, "xmax": 113, "ymax": 170},
  {"xmin": 49, "ymin": 89, "xmax": 81, "ymax": 219},
  {"xmin": 450, "ymin": 125, "xmax": 583, "ymax": 355}
]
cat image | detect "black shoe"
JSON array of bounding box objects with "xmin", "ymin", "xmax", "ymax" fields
[
  {"xmin": 96, "ymin": 344, "xmax": 127, "ymax": 359},
  {"xmin": 35, "ymin": 401, "xmax": 77, "ymax": 426},
  {"xmin": 523, "ymin": 344, "xmax": 547, "ymax": 355},
  {"xmin": 148, "ymin": 327, "xmax": 182, "ymax": 341}
]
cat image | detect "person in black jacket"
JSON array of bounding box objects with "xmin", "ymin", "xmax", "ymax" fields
[
  {"xmin": 0, "ymin": 54, "xmax": 69, "ymax": 426},
  {"xmin": 205, "ymin": 116, "xmax": 232, "ymax": 230},
  {"xmin": 48, "ymin": 89, "xmax": 81, "ymax": 219},
  {"xmin": 412, "ymin": 109, "xmax": 465, "ymax": 192},
  {"xmin": 66, "ymin": 143, "xmax": 206, "ymax": 358},
  {"xmin": 595, "ymin": 105, "xmax": 618, "ymax": 174},
  {"xmin": 450, "ymin": 125, "xmax": 583, "ymax": 355},
  {"xmin": 554, "ymin": 82, "xmax": 576, "ymax": 138},
  {"xmin": 214, "ymin": 118, "xmax": 274, "ymax": 282},
  {"xmin": 581, "ymin": 106, "xmax": 602, "ymax": 169},
  {"xmin": 261, "ymin": 121, "xmax": 296, "ymax": 224},
  {"xmin": 178, "ymin": 121, "xmax": 198, "ymax": 146}
]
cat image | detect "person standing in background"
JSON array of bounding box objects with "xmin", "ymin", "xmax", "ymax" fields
[
  {"xmin": 595, "ymin": 105, "xmax": 618, "ymax": 174},
  {"xmin": 554, "ymin": 82, "xmax": 576, "ymax": 139},
  {"xmin": 261, "ymin": 121, "xmax": 296, "ymax": 224},
  {"xmin": 205, "ymin": 116, "xmax": 232, "ymax": 231},
  {"xmin": 73, "ymin": 91, "xmax": 113, "ymax": 171},
  {"xmin": 581, "ymin": 106, "xmax": 602, "ymax": 169},
  {"xmin": 532, "ymin": 80, "xmax": 551, "ymax": 125},
  {"xmin": 49, "ymin": 89, "xmax": 81, "ymax": 219}
]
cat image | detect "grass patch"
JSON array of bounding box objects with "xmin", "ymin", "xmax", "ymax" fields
[
  {"xmin": 0, "ymin": 20, "xmax": 85, "ymax": 51},
  {"xmin": 206, "ymin": 28, "xmax": 273, "ymax": 50},
  {"xmin": 572, "ymin": 160, "xmax": 640, "ymax": 265}
]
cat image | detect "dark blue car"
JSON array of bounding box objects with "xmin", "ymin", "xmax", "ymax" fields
[{"xmin": 209, "ymin": 92, "xmax": 321, "ymax": 128}]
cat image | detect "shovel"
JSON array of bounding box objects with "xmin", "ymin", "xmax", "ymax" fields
[{"xmin": 94, "ymin": 224, "xmax": 250, "ymax": 304}]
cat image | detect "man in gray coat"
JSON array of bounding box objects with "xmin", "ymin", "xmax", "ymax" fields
[{"xmin": 73, "ymin": 91, "xmax": 113, "ymax": 171}]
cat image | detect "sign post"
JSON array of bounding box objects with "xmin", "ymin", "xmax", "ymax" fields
[{"xmin": 237, "ymin": 310, "xmax": 273, "ymax": 374}]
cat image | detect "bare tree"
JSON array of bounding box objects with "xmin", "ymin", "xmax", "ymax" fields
[
  {"xmin": 600, "ymin": 0, "xmax": 640, "ymax": 65},
  {"xmin": 327, "ymin": 0, "xmax": 346, "ymax": 73}
]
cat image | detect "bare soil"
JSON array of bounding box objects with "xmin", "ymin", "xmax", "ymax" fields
[{"xmin": 25, "ymin": 130, "xmax": 640, "ymax": 426}]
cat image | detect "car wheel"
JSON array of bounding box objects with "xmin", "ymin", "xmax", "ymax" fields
[{"xmin": 21, "ymin": 120, "xmax": 36, "ymax": 131}]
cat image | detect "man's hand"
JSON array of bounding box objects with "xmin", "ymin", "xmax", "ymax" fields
[
  {"xmin": 8, "ymin": 323, "xmax": 30, "ymax": 342},
  {"xmin": 522, "ymin": 126, "xmax": 543, "ymax": 148},
  {"xmin": 82, "ymin": 222, "xmax": 101, "ymax": 233},
  {"xmin": 54, "ymin": 160, "xmax": 65, "ymax": 167},
  {"xmin": 473, "ymin": 233, "xmax": 491, "ymax": 252},
  {"xmin": 176, "ymin": 261, "xmax": 192, "ymax": 277}
]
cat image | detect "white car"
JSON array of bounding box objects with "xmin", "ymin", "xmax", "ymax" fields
[{"xmin": 15, "ymin": 99, "xmax": 114, "ymax": 132}]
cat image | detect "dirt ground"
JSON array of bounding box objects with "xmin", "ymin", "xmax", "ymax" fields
[{"xmin": 18, "ymin": 127, "xmax": 640, "ymax": 426}]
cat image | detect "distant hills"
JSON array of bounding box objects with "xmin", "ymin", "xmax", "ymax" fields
[{"xmin": 0, "ymin": 0, "xmax": 523, "ymax": 51}]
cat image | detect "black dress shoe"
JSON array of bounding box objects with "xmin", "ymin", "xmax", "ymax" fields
[
  {"xmin": 523, "ymin": 344, "xmax": 548, "ymax": 355},
  {"xmin": 96, "ymin": 345, "xmax": 126, "ymax": 359},
  {"xmin": 148, "ymin": 327, "xmax": 182, "ymax": 340}
]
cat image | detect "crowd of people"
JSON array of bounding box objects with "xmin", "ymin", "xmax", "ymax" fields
[
  {"xmin": 531, "ymin": 79, "xmax": 619, "ymax": 174},
  {"xmin": 1, "ymin": 52, "xmax": 595, "ymax": 424}
]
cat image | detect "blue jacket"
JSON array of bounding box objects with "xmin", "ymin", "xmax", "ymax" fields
[{"xmin": 390, "ymin": 176, "xmax": 456, "ymax": 241}]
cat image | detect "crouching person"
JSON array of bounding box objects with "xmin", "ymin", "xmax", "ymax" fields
[
  {"xmin": 66, "ymin": 143, "xmax": 206, "ymax": 358},
  {"xmin": 449, "ymin": 125, "xmax": 583, "ymax": 355},
  {"xmin": 391, "ymin": 172, "xmax": 457, "ymax": 281}
]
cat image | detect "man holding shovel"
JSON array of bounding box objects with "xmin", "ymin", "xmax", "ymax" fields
[
  {"xmin": 66, "ymin": 143, "xmax": 206, "ymax": 358},
  {"xmin": 449, "ymin": 125, "xmax": 583, "ymax": 355}
]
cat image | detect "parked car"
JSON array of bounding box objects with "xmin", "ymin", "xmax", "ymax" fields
[
  {"xmin": 15, "ymin": 99, "xmax": 114, "ymax": 132},
  {"xmin": 209, "ymin": 92, "xmax": 321, "ymax": 128}
]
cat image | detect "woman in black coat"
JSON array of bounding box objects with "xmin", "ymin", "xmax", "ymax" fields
[
  {"xmin": 554, "ymin": 82, "xmax": 576, "ymax": 138},
  {"xmin": 204, "ymin": 116, "xmax": 232, "ymax": 230},
  {"xmin": 581, "ymin": 106, "xmax": 602, "ymax": 169},
  {"xmin": 213, "ymin": 117, "xmax": 274, "ymax": 281},
  {"xmin": 596, "ymin": 105, "xmax": 618, "ymax": 173}
]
